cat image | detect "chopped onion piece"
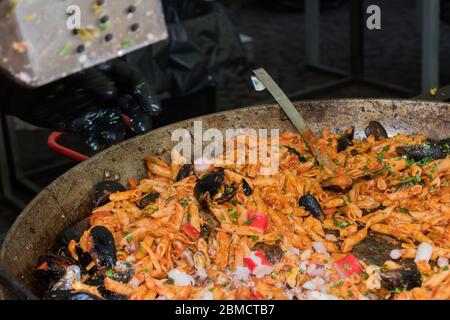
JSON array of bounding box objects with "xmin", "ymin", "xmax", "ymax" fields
[
  {"xmin": 194, "ymin": 156, "xmax": 212, "ymax": 175},
  {"xmin": 437, "ymin": 257, "xmax": 449, "ymax": 268},
  {"xmin": 414, "ymin": 242, "xmax": 433, "ymax": 263},
  {"xmin": 168, "ymin": 269, "xmax": 195, "ymax": 286},
  {"xmin": 202, "ymin": 291, "xmax": 214, "ymax": 300},
  {"xmin": 312, "ymin": 242, "xmax": 327, "ymax": 254},
  {"xmin": 305, "ymin": 290, "xmax": 339, "ymax": 300},
  {"xmin": 302, "ymin": 276, "xmax": 325, "ymax": 291},
  {"xmin": 389, "ymin": 249, "xmax": 403, "ymax": 260}
]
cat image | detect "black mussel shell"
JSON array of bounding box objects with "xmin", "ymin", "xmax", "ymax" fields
[
  {"xmin": 438, "ymin": 138, "xmax": 450, "ymax": 150},
  {"xmin": 44, "ymin": 290, "xmax": 102, "ymax": 300},
  {"xmin": 73, "ymin": 246, "xmax": 97, "ymax": 275},
  {"xmin": 396, "ymin": 144, "xmax": 447, "ymax": 161},
  {"xmin": 216, "ymin": 183, "xmax": 238, "ymax": 204},
  {"xmin": 365, "ymin": 121, "xmax": 388, "ymax": 141},
  {"xmin": 95, "ymin": 181, "xmax": 126, "ymax": 207},
  {"xmin": 36, "ymin": 255, "xmax": 73, "ymax": 282},
  {"xmin": 337, "ymin": 127, "xmax": 355, "ymax": 152},
  {"xmin": 194, "ymin": 170, "xmax": 225, "ymax": 212},
  {"xmin": 200, "ymin": 210, "xmax": 220, "ymax": 240},
  {"xmin": 98, "ymin": 286, "xmax": 128, "ymax": 300},
  {"xmin": 137, "ymin": 192, "xmax": 160, "ymax": 209},
  {"xmin": 283, "ymin": 145, "xmax": 307, "ymax": 163},
  {"xmin": 380, "ymin": 264, "xmax": 422, "ymax": 291},
  {"xmin": 89, "ymin": 226, "xmax": 117, "ymax": 269},
  {"xmin": 62, "ymin": 219, "xmax": 90, "ymax": 246},
  {"xmin": 242, "ymin": 179, "xmax": 253, "ymax": 196},
  {"xmin": 299, "ymin": 195, "xmax": 325, "ymax": 221},
  {"xmin": 252, "ymin": 243, "xmax": 283, "ymax": 264},
  {"xmin": 176, "ymin": 164, "xmax": 194, "ymax": 182}
]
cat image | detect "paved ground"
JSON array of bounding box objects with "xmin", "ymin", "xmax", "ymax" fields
[{"xmin": 2, "ymin": 0, "xmax": 450, "ymax": 242}]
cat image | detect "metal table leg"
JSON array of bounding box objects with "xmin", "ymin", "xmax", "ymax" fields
[{"xmin": 421, "ymin": 0, "xmax": 440, "ymax": 94}]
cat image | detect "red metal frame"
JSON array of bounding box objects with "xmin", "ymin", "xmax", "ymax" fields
[{"xmin": 47, "ymin": 115, "xmax": 132, "ymax": 162}]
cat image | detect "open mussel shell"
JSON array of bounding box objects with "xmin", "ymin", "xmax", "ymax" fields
[
  {"xmin": 380, "ymin": 263, "xmax": 422, "ymax": 291},
  {"xmin": 365, "ymin": 121, "xmax": 388, "ymax": 141},
  {"xmin": 396, "ymin": 144, "xmax": 447, "ymax": 161},
  {"xmin": 176, "ymin": 164, "xmax": 194, "ymax": 182},
  {"xmin": 194, "ymin": 170, "xmax": 225, "ymax": 212},
  {"xmin": 283, "ymin": 145, "xmax": 307, "ymax": 163},
  {"xmin": 137, "ymin": 192, "xmax": 160, "ymax": 209},
  {"xmin": 242, "ymin": 179, "xmax": 253, "ymax": 196},
  {"xmin": 89, "ymin": 226, "xmax": 117, "ymax": 269},
  {"xmin": 351, "ymin": 232, "xmax": 397, "ymax": 266},
  {"xmin": 98, "ymin": 286, "xmax": 128, "ymax": 300},
  {"xmin": 44, "ymin": 290, "xmax": 102, "ymax": 300},
  {"xmin": 337, "ymin": 126, "xmax": 355, "ymax": 152},
  {"xmin": 62, "ymin": 219, "xmax": 90, "ymax": 246},
  {"xmin": 252, "ymin": 243, "xmax": 283, "ymax": 264},
  {"xmin": 216, "ymin": 183, "xmax": 238, "ymax": 204},
  {"xmin": 95, "ymin": 181, "xmax": 126, "ymax": 207},
  {"xmin": 299, "ymin": 195, "xmax": 325, "ymax": 221},
  {"xmin": 35, "ymin": 255, "xmax": 74, "ymax": 286}
]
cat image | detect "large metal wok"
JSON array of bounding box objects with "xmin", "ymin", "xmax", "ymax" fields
[{"xmin": 1, "ymin": 99, "xmax": 449, "ymax": 299}]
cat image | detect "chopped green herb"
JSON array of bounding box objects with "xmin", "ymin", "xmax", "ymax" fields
[
  {"xmin": 122, "ymin": 37, "xmax": 133, "ymax": 48},
  {"xmin": 125, "ymin": 233, "xmax": 133, "ymax": 243},
  {"xmin": 98, "ymin": 23, "xmax": 109, "ymax": 32},
  {"xmin": 167, "ymin": 277, "xmax": 174, "ymax": 284},
  {"xmin": 417, "ymin": 157, "xmax": 433, "ymax": 168},
  {"xmin": 333, "ymin": 219, "xmax": 350, "ymax": 228},
  {"xmin": 59, "ymin": 42, "xmax": 72, "ymax": 57},
  {"xmin": 399, "ymin": 208, "xmax": 410, "ymax": 215},
  {"xmin": 105, "ymin": 269, "xmax": 114, "ymax": 278},
  {"xmin": 244, "ymin": 217, "xmax": 256, "ymax": 225},
  {"xmin": 400, "ymin": 173, "xmax": 422, "ymax": 186},
  {"xmin": 376, "ymin": 151, "xmax": 385, "ymax": 164},
  {"xmin": 181, "ymin": 199, "xmax": 189, "ymax": 207},
  {"xmin": 363, "ymin": 159, "xmax": 370, "ymax": 171},
  {"xmin": 332, "ymin": 281, "xmax": 344, "ymax": 288},
  {"xmin": 220, "ymin": 215, "xmax": 226, "ymax": 221},
  {"xmin": 135, "ymin": 82, "xmax": 145, "ymax": 91},
  {"xmin": 144, "ymin": 206, "xmax": 158, "ymax": 213},
  {"xmin": 230, "ymin": 211, "xmax": 239, "ymax": 224},
  {"xmin": 343, "ymin": 263, "xmax": 351, "ymax": 270},
  {"xmin": 231, "ymin": 199, "xmax": 239, "ymax": 206}
]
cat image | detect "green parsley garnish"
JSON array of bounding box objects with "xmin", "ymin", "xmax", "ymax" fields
[
  {"xmin": 105, "ymin": 269, "xmax": 114, "ymax": 278},
  {"xmin": 376, "ymin": 151, "xmax": 385, "ymax": 164},
  {"xmin": 59, "ymin": 42, "xmax": 72, "ymax": 57},
  {"xmin": 333, "ymin": 219, "xmax": 350, "ymax": 228},
  {"xmin": 400, "ymin": 173, "xmax": 422, "ymax": 186},
  {"xmin": 181, "ymin": 199, "xmax": 189, "ymax": 207},
  {"xmin": 121, "ymin": 37, "xmax": 133, "ymax": 48},
  {"xmin": 144, "ymin": 206, "xmax": 158, "ymax": 213},
  {"xmin": 98, "ymin": 23, "xmax": 109, "ymax": 32},
  {"xmin": 244, "ymin": 217, "xmax": 256, "ymax": 225},
  {"xmin": 399, "ymin": 208, "xmax": 410, "ymax": 215},
  {"xmin": 230, "ymin": 211, "xmax": 239, "ymax": 224}
]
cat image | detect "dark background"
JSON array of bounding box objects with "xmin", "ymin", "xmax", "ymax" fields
[{"xmin": 1, "ymin": 0, "xmax": 450, "ymax": 242}]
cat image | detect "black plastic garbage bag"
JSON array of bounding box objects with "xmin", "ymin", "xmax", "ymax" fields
[{"xmin": 126, "ymin": 0, "xmax": 248, "ymax": 99}]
